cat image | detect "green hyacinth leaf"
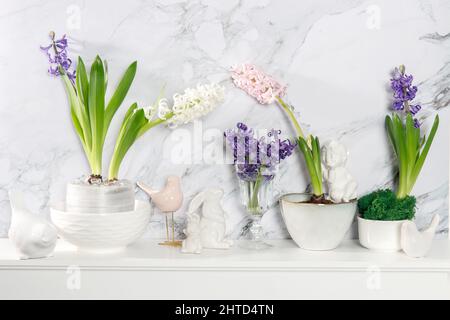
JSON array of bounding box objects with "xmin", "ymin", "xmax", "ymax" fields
[
  {"xmin": 103, "ymin": 61, "xmax": 137, "ymax": 142},
  {"xmin": 88, "ymin": 56, "xmax": 105, "ymax": 174},
  {"xmin": 298, "ymin": 136, "xmax": 323, "ymax": 197},
  {"xmin": 76, "ymin": 57, "xmax": 89, "ymax": 110},
  {"xmin": 109, "ymin": 104, "xmax": 147, "ymax": 179},
  {"xmin": 409, "ymin": 115, "xmax": 439, "ymax": 193}
]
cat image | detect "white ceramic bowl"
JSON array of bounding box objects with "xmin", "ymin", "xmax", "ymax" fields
[
  {"xmin": 280, "ymin": 193, "xmax": 356, "ymax": 251},
  {"xmin": 66, "ymin": 180, "xmax": 135, "ymax": 213},
  {"xmin": 50, "ymin": 200, "xmax": 151, "ymax": 253},
  {"xmin": 357, "ymin": 216, "xmax": 406, "ymax": 252}
]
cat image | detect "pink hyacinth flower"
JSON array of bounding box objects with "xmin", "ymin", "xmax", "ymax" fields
[{"xmin": 231, "ymin": 64, "xmax": 287, "ymax": 104}]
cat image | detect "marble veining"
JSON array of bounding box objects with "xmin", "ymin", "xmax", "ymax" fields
[{"xmin": 0, "ymin": 0, "xmax": 448, "ymax": 239}]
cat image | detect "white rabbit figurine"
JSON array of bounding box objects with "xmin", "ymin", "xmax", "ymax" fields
[
  {"xmin": 187, "ymin": 188, "xmax": 233, "ymax": 250},
  {"xmin": 181, "ymin": 212, "xmax": 203, "ymax": 254},
  {"xmin": 8, "ymin": 190, "xmax": 57, "ymax": 259},
  {"xmin": 321, "ymin": 140, "xmax": 357, "ymax": 203}
]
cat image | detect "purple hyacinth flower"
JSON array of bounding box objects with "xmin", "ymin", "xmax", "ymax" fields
[
  {"xmin": 392, "ymin": 67, "xmax": 402, "ymax": 80},
  {"xmin": 279, "ymin": 139, "xmax": 296, "ymax": 160},
  {"xmin": 409, "ymin": 104, "xmax": 421, "ymax": 115},
  {"xmin": 224, "ymin": 123, "xmax": 296, "ymax": 181},
  {"xmin": 392, "ymin": 100, "xmax": 404, "ymax": 111},
  {"xmin": 41, "ymin": 32, "xmax": 76, "ymax": 83},
  {"xmin": 237, "ymin": 122, "xmax": 248, "ymax": 131},
  {"xmin": 390, "ymin": 65, "xmax": 422, "ymax": 119}
]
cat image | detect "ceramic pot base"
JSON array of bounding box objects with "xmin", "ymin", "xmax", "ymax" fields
[
  {"xmin": 51, "ymin": 200, "xmax": 151, "ymax": 253},
  {"xmin": 280, "ymin": 193, "xmax": 356, "ymax": 251}
]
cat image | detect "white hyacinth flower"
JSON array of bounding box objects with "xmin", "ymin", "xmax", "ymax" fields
[
  {"xmin": 140, "ymin": 97, "xmax": 171, "ymax": 122},
  {"xmin": 142, "ymin": 104, "xmax": 156, "ymax": 121},
  {"xmin": 166, "ymin": 83, "xmax": 225, "ymax": 128},
  {"xmin": 157, "ymin": 98, "xmax": 172, "ymax": 120}
]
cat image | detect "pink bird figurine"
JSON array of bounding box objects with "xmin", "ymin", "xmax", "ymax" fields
[{"xmin": 137, "ymin": 176, "xmax": 183, "ymax": 247}]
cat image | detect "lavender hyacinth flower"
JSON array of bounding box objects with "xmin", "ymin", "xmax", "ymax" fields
[
  {"xmin": 224, "ymin": 123, "xmax": 296, "ymax": 181},
  {"xmin": 390, "ymin": 65, "xmax": 421, "ymax": 127},
  {"xmin": 409, "ymin": 104, "xmax": 421, "ymax": 115},
  {"xmin": 40, "ymin": 32, "xmax": 76, "ymax": 83}
]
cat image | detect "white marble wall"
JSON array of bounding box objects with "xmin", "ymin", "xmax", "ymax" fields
[{"xmin": 0, "ymin": 0, "xmax": 448, "ymax": 239}]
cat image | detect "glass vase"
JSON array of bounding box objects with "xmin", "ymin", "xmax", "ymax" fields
[{"xmin": 237, "ymin": 173, "xmax": 274, "ymax": 250}]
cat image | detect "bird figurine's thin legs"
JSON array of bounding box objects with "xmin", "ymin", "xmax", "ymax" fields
[
  {"xmin": 159, "ymin": 212, "xmax": 182, "ymax": 247},
  {"xmin": 172, "ymin": 212, "xmax": 175, "ymax": 243},
  {"xmin": 165, "ymin": 215, "xmax": 169, "ymax": 241}
]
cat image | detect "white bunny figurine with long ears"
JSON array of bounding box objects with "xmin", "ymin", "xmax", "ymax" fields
[
  {"xmin": 8, "ymin": 190, "xmax": 57, "ymax": 259},
  {"xmin": 181, "ymin": 212, "xmax": 203, "ymax": 254},
  {"xmin": 187, "ymin": 188, "xmax": 233, "ymax": 250}
]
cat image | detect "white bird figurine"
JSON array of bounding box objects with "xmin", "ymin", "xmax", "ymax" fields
[
  {"xmin": 401, "ymin": 214, "xmax": 440, "ymax": 258},
  {"xmin": 137, "ymin": 176, "xmax": 183, "ymax": 247},
  {"xmin": 8, "ymin": 190, "xmax": 57, "ymax": 259}
]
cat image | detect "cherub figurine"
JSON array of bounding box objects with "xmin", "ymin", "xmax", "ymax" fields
[{"xmin": 321, "ymin": 140, "xmax": 357, "ymax": 203}]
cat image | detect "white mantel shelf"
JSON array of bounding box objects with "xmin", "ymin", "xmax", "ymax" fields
[{"xmin": 1, "ymin": 239, "xmax": 449, "ymax": 300}]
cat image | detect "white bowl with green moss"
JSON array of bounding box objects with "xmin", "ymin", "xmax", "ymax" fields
[
  {"xmin": 357, "ymin": 216, "xmax": 407, "ymax": 252},
  {"xmin": 357, "ymin": 190, "xmax": 415, "ymax": 251}
]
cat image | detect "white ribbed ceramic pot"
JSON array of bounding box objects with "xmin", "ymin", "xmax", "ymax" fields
[
  {"xmin": 66, "ymin": 180, "xmax": 135, "ymax": 213},
  {"xmin": 50, "ymin": 200, "xmax": 151, "ymax": 253},
  {"xmin": 357, "ymin": 216, "xmax": 406, "ymax": 252},
  {"xmin": 279, "ymin": 193, "xmax": 356, "ymax": 251}
]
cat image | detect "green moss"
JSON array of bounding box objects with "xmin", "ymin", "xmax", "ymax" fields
[{"xmin": 358, "ymin": 189, "xmax": 416, "ymax": 221}]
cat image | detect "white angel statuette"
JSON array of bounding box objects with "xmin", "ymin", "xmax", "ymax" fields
[
  {"xmin": 187, "ymin": 188, "xmax": 233, "ymax": 250},
  {"xmin": 321, "ymin": 140, "xmax": 357, "ymax": 203},
  {"xmin": 401, "ymin": 214, "xmax": 440, "ymax": 258},
  {"xmin": 181, "ymin": 212, "xmax": 203, "ymax": 254},
  {"xmin": 8, "ymin": 190, "xmax": 57, "ymax": 259}
]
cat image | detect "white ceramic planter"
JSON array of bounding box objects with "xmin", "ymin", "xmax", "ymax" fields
[
  {"xmin": 279, "ymin": 193, "xmax": 356, "ymax": 251},
  {"xmin": 357, "ymin": 216, "xmax": 406, "ymax": 252},
  {"xmin": 66, "ymin": 180, "xmax": 135, "ymax": 213},
  {"xmin": 50, "ymin": 200, "xmax": 151, "ymax": 253}
]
